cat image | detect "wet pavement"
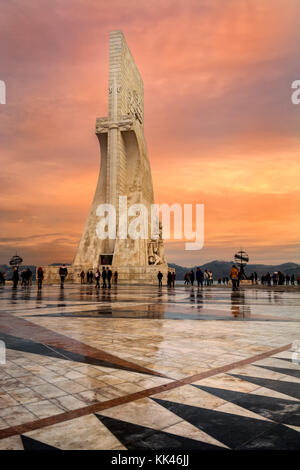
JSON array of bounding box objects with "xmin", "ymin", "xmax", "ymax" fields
[{"xmin": 0, "ymin": 283, "xmax": 299, "ymax": 450}]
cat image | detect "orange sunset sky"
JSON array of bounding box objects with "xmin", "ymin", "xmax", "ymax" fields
[{"xmin": 0, "ymin": 0, "xmax": 299, "ymax": 267}]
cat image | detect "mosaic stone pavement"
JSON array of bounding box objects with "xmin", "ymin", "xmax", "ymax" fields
[{"xmin": 0, "ymin": 283, "xmax": 299, "ymax": 450}]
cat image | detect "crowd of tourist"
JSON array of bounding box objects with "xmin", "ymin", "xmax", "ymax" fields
[
  {"xmin": 79, "ymin": 267, "xmax": 117, "ymax": 289},
  {"xmin": 1, "ymin": 265, "xmax": 300, "ymax": 290}
]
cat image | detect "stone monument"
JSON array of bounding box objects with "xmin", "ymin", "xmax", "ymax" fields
[{"xmin": 42, "ymin": 31, "xmax": 172, "ymax": 284}]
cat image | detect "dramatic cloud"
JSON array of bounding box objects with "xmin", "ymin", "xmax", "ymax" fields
[{"xmin": 0, "ymin": 0, "xmax": 299, "ymax": 266}]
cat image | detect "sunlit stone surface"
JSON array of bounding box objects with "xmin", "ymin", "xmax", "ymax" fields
[{"xmin": 0, "ymin": 284, "xmax": 299, "ymax": 450}]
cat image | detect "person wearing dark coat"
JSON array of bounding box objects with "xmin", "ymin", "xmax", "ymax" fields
[
  {"xmin": 157, "ymin": 271, "xmax": 163, "ymax": 287},
  {"xmin": 196, "ymin": 268, "xmax": 203, "ymax": 287},
  {"xmin": 114, "ymin": 271, "xmax": 118, "ymax": 285},
  {"xmin": 102, "ymin": 267, "xmax": 107, "ymax": 288},
  {"xmin": 59, "ymin": 265, "xmax": 68, "ymax": 289},
  {"xmin": 26, "ymin": 268, "xmax": 32, "ymax": 286},
  {"xmin": 37, "ymin": 267, "xmax": 44, "ymax": 289},
  {"xmin": 12, "ymin": 267, "xmax": 19, "ymax": 288},
  {"xmin": 167, "ymin": 271, "xmax": 172, "ymax": 287},
  {"xmin": 189, "ymin": 270, "xmax": 195, "ymax": 286}
]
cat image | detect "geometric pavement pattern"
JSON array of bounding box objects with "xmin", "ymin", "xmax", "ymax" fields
[
  {"xmin": 1, "ymin": 354, "xmax": 299, "ymax": 450},
  {"xmin": 0, "ymin": 285, "xmax": 300, "ymax": 450}
]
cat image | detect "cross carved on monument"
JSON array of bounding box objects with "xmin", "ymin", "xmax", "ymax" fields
[{"xmin": 96, "ymin": 115, "xmax": 134, "ymax": 134}]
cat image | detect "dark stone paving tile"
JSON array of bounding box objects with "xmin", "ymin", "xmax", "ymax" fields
[
  {"xmin": 153, "ymin": 398, "xmax": 281, "ymax": 449},
  {"xmin": 194, "ymin": 385, "xmax": 300, "ymax": 426},
  {"xmin": 21, "ymin": 434, "xmax": 60, "ymax": 450},
  {"xmin": 230, "ymin": 374, "xmax": 300, "ymax": 400},
  {"xmin": 255, "ymin": 364, "xmax": 300, "ymax": 379},
  {"xmin": 240, "ymin": 424, "xmax": 300, "ymax": 450},
  {"xmin": 96, "ymin": 415, "xmax": 224, "ymax": 450}
]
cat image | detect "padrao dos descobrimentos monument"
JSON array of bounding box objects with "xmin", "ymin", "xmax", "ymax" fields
[{"xmin": 42, "ymin": 30, "xmax": 172, "ymax": 284}]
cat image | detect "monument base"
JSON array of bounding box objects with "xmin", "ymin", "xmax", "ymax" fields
[{"xmin": 39, "ymin": 265, "xmax": 174, "ymax": 285}]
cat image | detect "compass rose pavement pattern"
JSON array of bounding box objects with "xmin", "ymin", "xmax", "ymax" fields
[{"xmin": 0, "ymin": 284, "xmax": 299, "ymax": 450}]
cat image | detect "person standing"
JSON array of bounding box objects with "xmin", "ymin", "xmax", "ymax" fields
[
  {"xmin": 230, "ymin": 265, "xmax": 239, "ymax": 291},
  {"xmin": 12, "ymin": 267, "xmax": 19, "ymax": 288},
  {"xmin": 254, "ymin": 272, "xmax": 258, "ymax": 284},
  {"xmin": 26, "ymin": 268, "xmax": 32, "ymax": 286},
  {"xmin": 59, "ymin": 264, "xmax": 68, "ymax": 289},
  {"xmin": 171, "ymin": 271, "xmax": 176, "ymax": 287},
  {"xmin": 167, "ymin": 271, "xmax": 172, "ymax": 287},
  {"xmin": 102, "ymin": 266, "xmax": 107, "ymax": 288},
  {"xmin": 204, "ymin": 270, "xmax": 209, "ymax": 286},
  {"xmin": 157, "ymin": 271, "xmax": 163, "ymax": 287},
  {"xmin": 107, "ymin": 267, "xmax": 112, "ymax": 288},
  {"xmin": 196, "ymin": 267, "xmax": 203, "ymax": 287},
  {"xmin": 114, "ymin": 271, "xmax": 118, "ymax": 285},
  {"xmin": 190, "ymin": 270, "xmax": 195, "ymax": 286},
  {"xmin": 291, "ymin": 274, "xmax": 295, "ymax": 285},
  {"xmin": 37, "ymin": 267, "xmax": 44, "ymax": 289},
  {"xmin": 95, "ymin": 269, "xmax": 101, "ymax": 288},
  {"xmin": 80, "ymin": 271, "xmax": 85, "ymax": 284}
]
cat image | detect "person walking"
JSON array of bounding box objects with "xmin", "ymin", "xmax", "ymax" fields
[
  {"xmin": 26, "ymin": 268, "xmax": 32, "ymax": 286},
  {"xmin": 21, "ymin": 269, "xmax": 26, "ymax": 286},
  {"xmin": 167, "ymin": 271, "xmax": 172, "ymax": 287},
  {"xmin": 80, "ymin": 271, "xmax": 85, "ymax": 284},
  {"xmin": 157, "ymin": 271, "xmax": 163, "ymax": 287},
  {"xmin": 254, "ymin": 272, "xmax": 258, "ymax": 284},
  {"xmin": 114, "ymin": 271, "xmax": 118, "ymax": 285},
  {"xmin": 102, "ymin": 267, "xmax": 107, "ymax": 288},
  {"xmin": 12, "ymin": 267, "xmax": 19, "ymax": 288},
  {"xmin": 95, "ymin": 269, "xmax": 101, "ymax": 288},
  {"xmin": 230, "ymin": 265, "xmax": 239, "ymax": 291},
  {"xmin": 37, "ymin": 267, "xmax": 44, "ymax": 289},
  {"xmin": 0, "ymin": 272, "xmax": 5, "ymax": 285},
  {"xmin": 107, "ymin": 267, "xmax": 112, "ymax": 288},
  {"xmin": 190, "ymin": 270, "xmax": 195, "ymax": 286},
  {"xmin": 59, "ymin": 264, "xmax": 68, "ymax": 289},
  {"xmin": 184, "ymin": 272, "xmax": 189, "ymax": 285},
  {"xmin": 204, "ymin": 270, "xmax": 209, "ymax": 286},
  {"xmin": 208, "ymin": 270, "xmax": 213, "ymax": 285},
  {"xmin": 291, "ymin": 274, "xmax": 295, "ymax": 285},
  {"xmin": 171, "ymin": 271, "xmax": 176, "ymax": 287},
  {"xmin": 196, "ymin": 267, "xmax": 203, "ymax": 287}
]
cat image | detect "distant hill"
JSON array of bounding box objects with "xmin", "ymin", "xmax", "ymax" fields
[{"xmin": 169, "ymin": 261, "xmax": 300, "ymax": 280}]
